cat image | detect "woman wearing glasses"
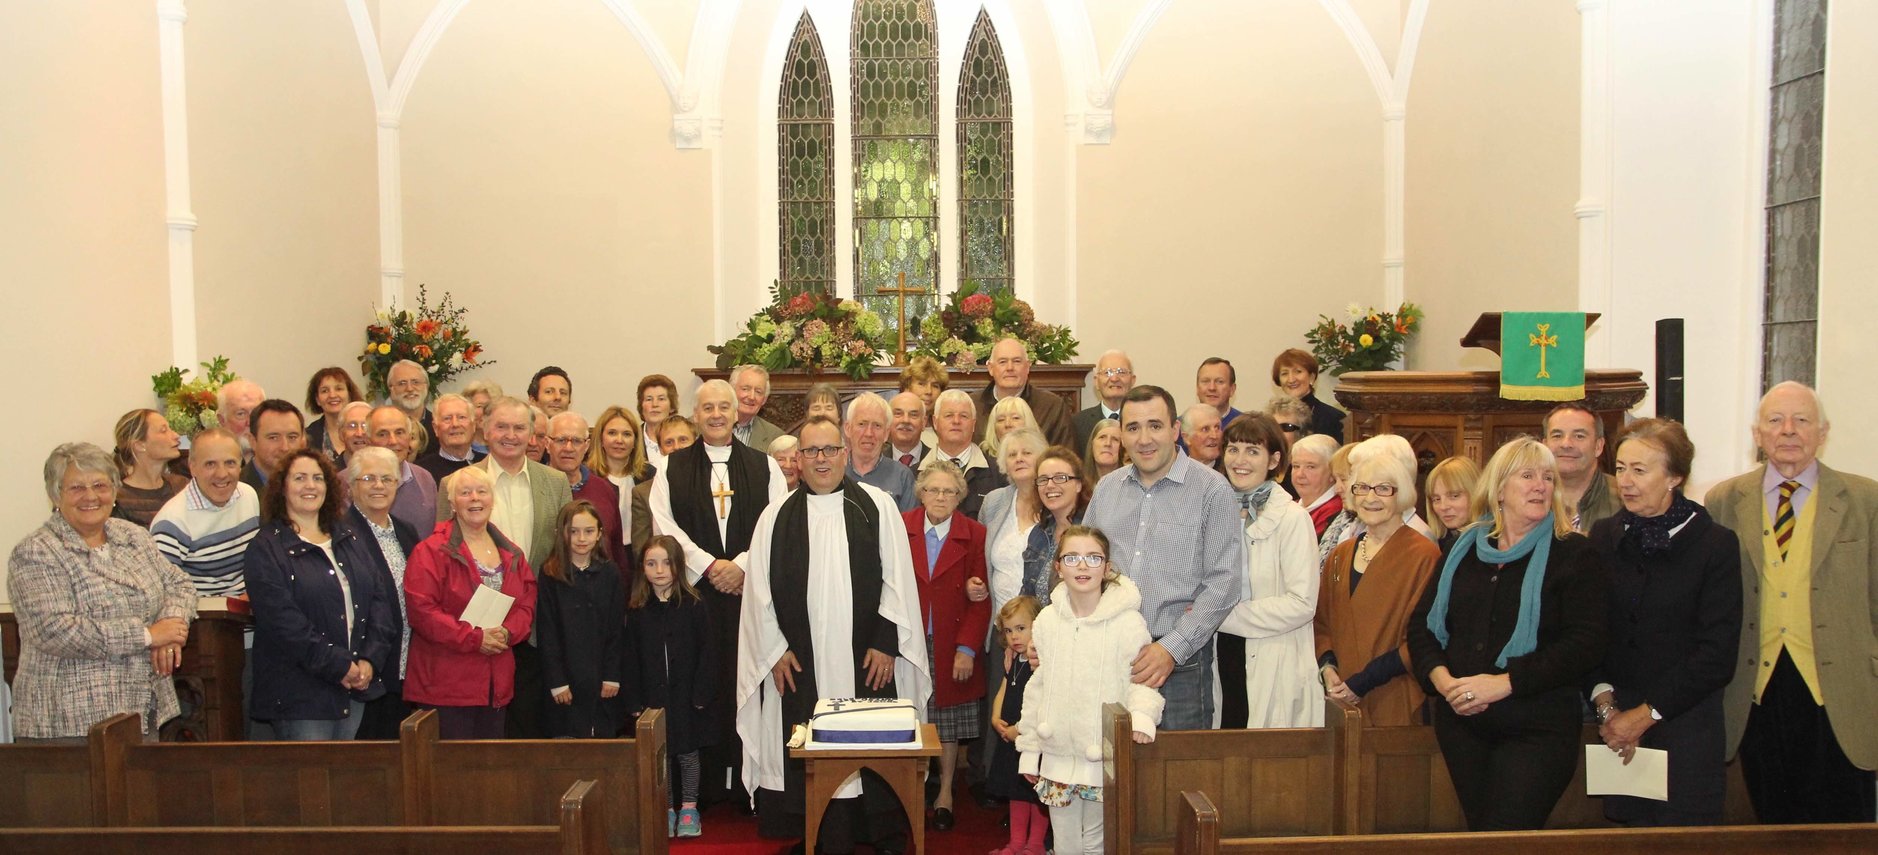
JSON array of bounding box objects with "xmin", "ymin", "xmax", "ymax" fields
[
  {"xmin": 904, "ymin": 459, "xmax": 991, "ymax": 830},
  {"xmin": 1313, "ymin": 452, "xmax": 1442, "ymax": 726},
  {"xmin": 1021, "ymin": 447, "xmax": 1088, "ymax": 608}
]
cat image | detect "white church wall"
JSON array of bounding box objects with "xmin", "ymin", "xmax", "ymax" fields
[
  {"xmin": 0, "ymin": 2, "xmax": 172, "ymax": 560},
  {"xmin": 1076, "ymin": 0, "xmax": 1383, "ymax": 409},
  {"xmin": 1816, "ymin": 0, "xmax": 1878, "ymax": 480},
  {"xmin": 186, "ymin": 0, "xmax": 382, "ymax": 405},
  {"xmin": 400, "ymin": 0, "xmax": 716, "ymax": 413},
  {"xmin": 1404, "ymin": 0, "xmax": 1580, "ymax": 375}
]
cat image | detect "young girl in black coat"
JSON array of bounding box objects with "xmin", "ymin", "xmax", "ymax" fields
[
  {"xmin": 536, "ymin": 501, "xmax": 626, "ymax": 739},
  {"xmin": 623, "ymin": 535, "xmax": 716, "ymax": 839},
  {"xmin": 989, "ymin": 595, "xmax": 1047, "ymax": 855}
]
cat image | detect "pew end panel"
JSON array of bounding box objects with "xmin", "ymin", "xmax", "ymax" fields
[
  {"xmin": 0, "ymin": 713, "xmax": 135, "ymax": 829},
  {"xmin": 1175, "ymin": 790, "xmax": 1219, "ymax": 855}
]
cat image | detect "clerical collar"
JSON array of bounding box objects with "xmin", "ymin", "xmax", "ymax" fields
[
  {"xmin": 705, "ymin": 443, "xmax": 733, "ymax": 463},
  {"xmin": 807, "ymin": 490, "xmax": 844, "ymax": 509}
]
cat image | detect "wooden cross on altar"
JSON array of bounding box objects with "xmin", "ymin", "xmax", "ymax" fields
[
  {"xmin": 711, "ymin": 478, "xmax": 735, "ymax": 519},
  {"xmin": 877, "ymin": 270, "xmax": 928, "ymax": 366},
  {"xmin": 1528, "ymin": 323, "xmax": 1559, "ymax": 379}
]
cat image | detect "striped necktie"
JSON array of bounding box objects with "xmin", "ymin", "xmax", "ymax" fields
[{"xmin": 1774, "ymin": 479, "xmax": 1800, "ymax": 561}]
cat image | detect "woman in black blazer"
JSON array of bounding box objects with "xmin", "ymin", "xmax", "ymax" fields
[
  {"xmin": 346, "ymin": 446, "xmax": 423, "ymax": 739},
  {"xmin": 1407, "ymin": 437, "xmax": 1609, "ymax": 831},
  {"xmin": 1586, "ymin": 419, "xmax": 1741, "ymax": 825}
]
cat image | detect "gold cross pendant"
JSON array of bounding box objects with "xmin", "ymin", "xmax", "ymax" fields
[{"xmin": 711, "ymin": 478, "xmax": 735, "ymax": 519}]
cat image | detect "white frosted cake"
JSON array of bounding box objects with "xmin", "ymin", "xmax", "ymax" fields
[{"xmin": 807, "ymin": 698, "xmax": 920, "ymax": 747}]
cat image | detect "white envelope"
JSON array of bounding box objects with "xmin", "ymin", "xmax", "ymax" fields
[
  {"xmin": 1584, "ymin": 745, "xmax": 1669, "ymax": 801},
  {"xmin": 459, "ymin": 584, "xmax": 515, "ymax": 630}
]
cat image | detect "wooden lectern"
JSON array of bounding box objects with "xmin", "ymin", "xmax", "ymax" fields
[
  {"xmin": 3, "ymin": 599, "xmax": 252, "ymax": 741},
  {"xmin": 1333, "ymin": 313, "xmax": 1646, "ymax": 477}
]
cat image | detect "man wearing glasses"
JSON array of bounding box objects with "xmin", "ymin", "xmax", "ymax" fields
[
  {"xmin": 1073, "ymin": 349, "xmax": 1136, "ymax": 445},
  {"xmin": 384, "ymin": 359, "xmax": 436, "ymax": 443},
  {"xmin": 547, "ymin": 411, "xmax": 626, "ymax": 568}
]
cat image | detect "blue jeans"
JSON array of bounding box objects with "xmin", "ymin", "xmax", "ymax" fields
[
  {"xmin": 272, "ymin": 700, "xmax": 366, "ymax": 741},
  {"xmin": 1156, "ymin": 637, "xmax": 1215, "ymax": 731}
]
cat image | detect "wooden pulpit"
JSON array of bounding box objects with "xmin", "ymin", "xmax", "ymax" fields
[
  {"xmin": 1333, "ymin": 313, "xmax": 1646, "ymax": 477},
  {"xmin": 3, "ymin": 599, "xmax": 252, "ymax": 741}
]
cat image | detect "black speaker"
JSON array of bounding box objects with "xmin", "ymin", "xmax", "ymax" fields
[{"xmin": 1656, "ymin": 318, "xmax": 1685, "ymax": 423}]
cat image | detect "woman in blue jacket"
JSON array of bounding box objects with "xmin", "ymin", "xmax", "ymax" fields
[{"xmin": 245, "ymin": 449, "xmax": 397, "ymax": 740}]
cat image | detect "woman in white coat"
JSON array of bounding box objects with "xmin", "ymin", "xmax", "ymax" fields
[{"xmin": 1213, "ymin": 414, "xmax": 1324, "ymax": 728}]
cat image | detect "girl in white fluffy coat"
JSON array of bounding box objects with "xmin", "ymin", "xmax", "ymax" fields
[{"xmin": 1017, "ymin": 525, "xmax": 1164, "ymax": 855}]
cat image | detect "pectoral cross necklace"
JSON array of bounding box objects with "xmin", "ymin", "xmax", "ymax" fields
[{"xmin": 712, "ymin": 477, "xmax": 735, "ymax": 519}]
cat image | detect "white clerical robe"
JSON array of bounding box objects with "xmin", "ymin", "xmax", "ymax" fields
[
  {"xmin": 736, "ymin": 483, "xmax": 931, "ymax": 802},
  {"xmin": 648, "ymin": 441, "xmax": 788, "ymax": 585}
]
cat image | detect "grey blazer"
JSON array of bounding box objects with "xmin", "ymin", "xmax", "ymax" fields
[
  {"xmin": 1706, "ymin": 462, "xmax": 1878, "ymax": 769},
  {"xmin": 979, "ymin": 486, "xmax": 1023, "ymax": 602}
]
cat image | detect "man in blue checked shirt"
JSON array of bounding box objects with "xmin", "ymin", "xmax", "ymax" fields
[{"xmin": 1079, "ymin": 384, "xmax": 1243, "ymax": 730}]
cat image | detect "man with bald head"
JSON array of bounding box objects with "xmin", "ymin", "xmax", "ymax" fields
[
  {"xmin": 416, "ymin": 393, "xmax": 485, "ymax": 483},
  {"xmin": 650, "ymin": 379, "xmax": 788, "ymax": 807},
  {"xmin": 547, "ymin": 410, "xmax": 625, "ymax": 568},
  {"xmin": 1073, "ymin": 349, "xmax": 1135, "ymax": 446},
  {"xmin": 217, "ymin": 379, "xmax": 265, "ymax": 452},
  {"xmin": 335, "ymin": 401, "xmax": 374, "ymax": 470},
  {"xmin": 362, "ymin": 405, "xmax": 438, "ymax": 535},
  {"xmin": 1708, "ymin": 381, "xmax": 1878, "ymax": 823},
  {"xmin": 845, "ymin": 392, "xmax": 917, "ymax": 511},
  {"xmin": 972, "ymin": 338, "xmax": 1074, "ymax": 449}
]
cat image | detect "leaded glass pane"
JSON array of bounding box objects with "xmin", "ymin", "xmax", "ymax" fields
[
  {"xmin": 957, "ymin": 10, "xmax": 1013, "ymax": 296},
  {"xmin": 1765, "ymin": 201, "xmax": 1820, "ymax": 324},
  {"xmin": 852, "ymin": 0, "xmax": 939, "ymax": 337},
  {"xmin": 1761, "ymin": 0, "xmax": 1824, "ymax": 390},
  {"xmin": 1767, "ymin": 74, "xmax": 1824, "ymax": 206},
  {"xmin": 1773, "ymin": 0, "xmax": 1826, "ymax": 85},
  {"xmin": 779, "ymin": 12, "xmax": 835, "ymax": 295}
]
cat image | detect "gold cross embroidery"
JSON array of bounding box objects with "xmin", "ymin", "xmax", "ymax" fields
[
  {"xmin": 711, "ymin": 478, "xmax": 735, "ymax": 519},
  {"xmin": 1528, "ymin": 323, "xmax": 1559, "ymax": 379}
]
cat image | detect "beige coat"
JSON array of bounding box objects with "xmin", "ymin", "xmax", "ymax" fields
[
  {"xmin": 1706, "ymin": 463, "xmax": 1878, "ymax": 769},
  {"xmin": 1314, "ymin": 525, "xmax": 1440, "ymax": 727}
]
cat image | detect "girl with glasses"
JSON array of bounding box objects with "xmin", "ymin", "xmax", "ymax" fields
[{"xmin": 1015, "ymin": 526, "xmax": 1163, "ymax": 855}]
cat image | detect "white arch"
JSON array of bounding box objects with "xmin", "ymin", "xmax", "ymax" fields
[{"xmin": 1041, "ymin": 0, "xmax": 1175, "ymax": 144}]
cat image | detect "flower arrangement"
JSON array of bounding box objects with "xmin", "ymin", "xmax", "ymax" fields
[
  {"xmin": 151, "ymin": 355, "xmax": 237, "ymax": 435},
  {"xmin": 709, "ymin": 282, "xmax": 892, "ymax": 379},
  {"xmin": 359, "ymin": 284, "xmax": 494, "ymax": 400},
  {"xmin": 1305, "ymin": 302, "xmax": 1423, "ymax": 375},
  {"xmin": 910, "ymin": 281, "xmax": 1079, "ymax": 368}
]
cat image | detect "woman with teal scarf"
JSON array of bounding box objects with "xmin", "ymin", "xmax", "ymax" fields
[{"xmin": 1407, "ymin": 438, "xmax": 1610, "ymax": 830}]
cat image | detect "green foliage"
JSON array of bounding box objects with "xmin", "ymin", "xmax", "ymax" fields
[{"xmin": 908, "ymin": 280, "xmax": 1079, "ymax": 368}]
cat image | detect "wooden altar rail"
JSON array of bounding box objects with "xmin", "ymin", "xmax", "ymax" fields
[
  {"xmin": 1173, "ymin": 790, "xmax": 1877, "ymax": 855},
  {"xmin": 1102, "ymin": 700, "xmax": 1758, "ymax": 855},
  {"xmin": 0, "ymin": 778, "xmax": 606, "ymax": 855},
  {"xmin": 0, "ymin": 708, "xmax": 667, "ymax": 855}
]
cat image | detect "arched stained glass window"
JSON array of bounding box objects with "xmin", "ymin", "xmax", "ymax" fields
[
  {"xmin": 779, "ymin": 12, "xmax": 835, "ymax": 295},
  {"xmin": 851, "ymin": 0, "xmax": 939, "ymax": 334},
  {"xmin": 957, "ymin": 9, "xmax": 1013, "ymax": 296}
]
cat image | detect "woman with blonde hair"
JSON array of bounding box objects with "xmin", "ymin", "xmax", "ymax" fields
[
  {"xmin": 1424, "ymin": 456, "xmax": 1482, "ymax": 554},
  {"xmin": 111, "ymin": 408, "xmax": 188, "ymax": 527},
  {"xmin": 1315, "ymin": 443, "xmax": 1360, "ymax": 566},
  {"xmin": 900, "ymin": 355, "xmax": 949, "ymax": 411},
  {"xmin": 1408, "ymin": 437, "xmax": 1609, "ymax": 830},
  {"xmin": 588, "ymin": 405, "xmax": 653, "ymax": 565},
  {"xmin": 980, "ymin": 396, "xmax": 1041, "ymax": 471}
]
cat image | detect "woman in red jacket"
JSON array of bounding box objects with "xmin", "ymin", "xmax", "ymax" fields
[
  {"xmin": 904, "ymin": 459, "xmax": 992, "ymax": 831},
  {"xmin": 403, "ymin": 465, "xmax": 538, "ymax": 739}
]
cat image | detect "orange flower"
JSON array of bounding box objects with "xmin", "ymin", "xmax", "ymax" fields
[
  {"xmin": 414, "ymin": 344, "xmax": 433, "ymax": 360},
  {"xmin": 414, "ymin": 319, "xmax": 440, "ymax": 339},
  {"xmin": 464, "ymin": 344, "xmax": 481, "ymax": 364}
]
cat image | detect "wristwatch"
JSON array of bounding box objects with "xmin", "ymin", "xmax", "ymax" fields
[{"xmin": 1646, "ymin": 703, "xmax": 1662, "ymax": 721}]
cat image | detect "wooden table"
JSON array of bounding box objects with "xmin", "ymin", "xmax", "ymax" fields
[{"xmin": 791, "ymin": 722, "xmax": 943, "ymax": 854}]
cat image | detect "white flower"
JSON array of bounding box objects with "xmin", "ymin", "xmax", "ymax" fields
[
  {"xmin": 1345, "ymin": 302, "xmax": 1364, "ymax": 319},
  {"xmin": 427, "ymin": 363, "xmax": 440, "ymax": 373}
]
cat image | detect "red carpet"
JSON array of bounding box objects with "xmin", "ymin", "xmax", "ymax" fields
[{"xmin": 671, "ymin": 778, "xmax": 1018, "ymax": 855}]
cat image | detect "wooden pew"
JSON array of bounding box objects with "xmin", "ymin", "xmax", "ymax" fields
[
  {"xmin": 1103, "ymin": 698, "xmax": 1361, "ymax": 854},
  {"xmin": 1, "ymin": 708, "xmax": 669, "ymax": 853},
  {"xmin": 0, "ymin": 777, "xmax": 607, "ymax": 855},
  {"xmin": 1175, "ymin": 789, "xmax": 1878, "ymax": 854}
]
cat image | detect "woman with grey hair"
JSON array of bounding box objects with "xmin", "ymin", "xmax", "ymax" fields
[
  {"xmin": 347, "ymin": 445, "xmax": 422, "ymax": 739},
  {"xmin": 7, "ymin": 442, "xmax": 198, "ymax": 742}
]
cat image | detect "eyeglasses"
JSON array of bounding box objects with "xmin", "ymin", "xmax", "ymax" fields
[
  {"xmin": 1099, "ymin": 367, "xmax": 1134, "ymax": 378},
  {"xmin": 549, "ymin": 436, "xmax": 588, "ymax": 447},
  {"xmin": 1034, "ymin": 473, "xmax": 1082, "ymax": 487},
  {"xmin": 391, "ymin": 379, "xmax": 426, "ymax": 390},
  {"xmin": 1350, "ymin": 482, "xmax": 1398, "ymax": 497},
  {"xmin": 1278, "ymin": 423, "xmax": 1302, "ymax": 433},
  {"xmin": 799, "ymin": 445, "xmax": 846, "ymax": 459},
  {"xmin": 353, "ymin": 473, "xmax": 397, "ymax": 485},
  {"xmin": 922, "ymin": 487, "xmax": 960, "ymax": 498},
  {"xmin": 1058, "ymin": 553, "xmax": 1108, "ymax": 569}
]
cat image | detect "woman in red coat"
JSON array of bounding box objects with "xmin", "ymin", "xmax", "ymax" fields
[
  {"xmin": 904, "ymin": 459, "xmax": 992, "ymax": 831},
  {"xmin": 403, "ymin": 465, "xmax": 538, "ymax": 739}
]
